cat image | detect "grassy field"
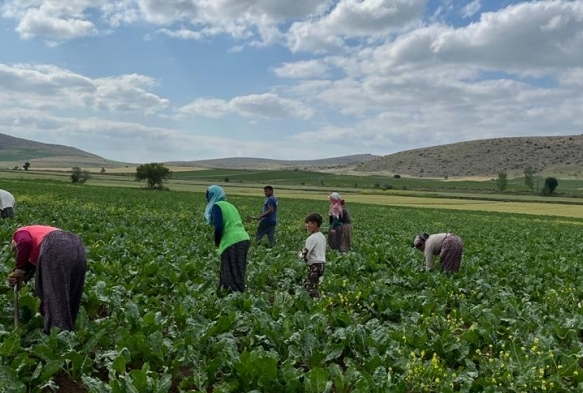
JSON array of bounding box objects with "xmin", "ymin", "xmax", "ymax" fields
[
  {"xmin": 168, "ymin": 168, "xmax": 583, "ymax": 195},
  {"xmin": 5, "ymin": 167, "xmax": 583, "ymax": 194},
  {"xmin": 3, "ymin": 169, "xmax": 583, "ymax": 220}
]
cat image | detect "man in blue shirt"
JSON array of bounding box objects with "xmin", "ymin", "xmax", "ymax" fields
[{"xmin": 254, "ymin": 185, "xmax": 278, "ymax": 246}]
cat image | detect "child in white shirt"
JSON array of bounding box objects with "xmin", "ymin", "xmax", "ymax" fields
[{"xmin": 299, "ymin": 213, "xmax": 326, "ymax": 298}]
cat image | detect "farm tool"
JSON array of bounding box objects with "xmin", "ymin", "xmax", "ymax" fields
[{"xmin": 13, "ymin": 284, "xmax": 19, "ymax": 328}]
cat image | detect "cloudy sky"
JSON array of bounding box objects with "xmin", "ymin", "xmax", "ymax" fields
[{"xmin": 1, "ymin": 0, "xmax": 582, "ymax": 163}]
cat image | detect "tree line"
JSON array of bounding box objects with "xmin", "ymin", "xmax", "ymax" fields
[
  {"xmin": 67, "ymin": 163, "xmax": 171, "ymax": 188},
  {"xmin": 67, "ymin": 162, "xmax": 561, "ymax": 195},
  {"xmin": 496, "ymin": 166, "xmax": 558, "ymax": 195}
]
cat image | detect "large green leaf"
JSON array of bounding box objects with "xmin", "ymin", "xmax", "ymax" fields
[{"xmin": 304, "ymin": 367, "xmax": 330, "ymax": 393}]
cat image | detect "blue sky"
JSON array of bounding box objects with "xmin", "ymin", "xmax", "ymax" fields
[{"xmin": 1, "ymin": 0, "xmax": 582, "ymax": 163}]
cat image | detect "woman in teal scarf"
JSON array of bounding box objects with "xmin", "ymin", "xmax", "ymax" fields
[{"xmin": 204, "ymin": 185, "xmax": 250, "ymax": 292}]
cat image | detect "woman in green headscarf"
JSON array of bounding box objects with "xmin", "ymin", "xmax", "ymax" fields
[{"xmin": 204, "ymin": 185, "xmax": 250, "ymax": 292}]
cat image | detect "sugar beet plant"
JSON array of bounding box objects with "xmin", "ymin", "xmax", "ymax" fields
[{"xmin": 1, "ymin": 179, "xmax": 583, "ymax": 392}]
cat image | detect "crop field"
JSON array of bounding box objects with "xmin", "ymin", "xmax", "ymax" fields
[
  {"xmin": 5, "ymin": 168, "xmax": 583, "ymax": 196},
  {"xmin": 169, "ymin": 169, "xmax": 583, "ymax": 195},
  {"xmin": 1, "ymin": 179, "xmax": 583, "ymax": 392}
]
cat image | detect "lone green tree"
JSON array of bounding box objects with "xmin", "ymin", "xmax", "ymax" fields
[
  {"xmin": 135, "ymin": 163, "xmax": 171, "ymax": 189},
  {"xmin": 23, "ymin": 162, "xmax": 30, "ymax": 171},
  {"xmin": 541, "ymin": 177, "xmax": 558, "ymax": 196},
  {"xmin": 71, "ymin": 167, "xmax": 91, "ymax": 183},
  {"xmin": 496, "ymin": 171, "xmax": 508, "ymax": 191},
  {"xmin": 524, "ymin": 166, "xmax": 535, "ymax": 192}
]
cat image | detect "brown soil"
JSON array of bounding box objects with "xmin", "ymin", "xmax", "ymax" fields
[{"xmin": 43, "ymin": 373, "xmax": 87, "ymax": 393}]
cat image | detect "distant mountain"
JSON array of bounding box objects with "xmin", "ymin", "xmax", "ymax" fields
[
  {"xmin": 0, "ymin": 133, "xmax": 376, "ymax": 170},
  {"xmin": 355, "ymin": 135, "xmax": 583, "ymax": 178},
  {"xmin": 166, "ymin": 154, "xmax": 379, "ymax": 169},
  {"xmin": 0, "ymin": 133, "xmax": 122, "ymax": 168},
  {"xmin": 8, "ymin": 131, "xmax": 581, "ymax": 179}
]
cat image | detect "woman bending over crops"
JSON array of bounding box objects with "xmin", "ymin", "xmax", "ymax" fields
[
  {"xmin": 414, "ymin": 232, "xmax": 463, "ymax": 272},
  {"xmin": 0, "ymin": 188, "xmax": 15, "ymax": 219},
  {"xmin": 204, "ymin": 185, "xmax": 250, "ymax": 292},
  {"xmin": 8, "ymin": 225, "xmax": 87, "ymax": 333}
]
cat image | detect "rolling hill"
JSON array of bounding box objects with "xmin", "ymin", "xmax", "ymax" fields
[
  {"xmin": 0, "ymin": 133, "xmax": 377, "ymax": 170},
  {"xmin": 166, "ymin": 154, "xmax": 379, "ymax": 170},
  {"xmin": 2, "ymin": 132, "xmax": 583, "ymax": 178},
  {"xmin": 0, "ymin": 133, "xmax": 122, "ymax": 169},
  {"xmin": 355, "ymin": 135, "xmax": 583, "ymax": 178}
]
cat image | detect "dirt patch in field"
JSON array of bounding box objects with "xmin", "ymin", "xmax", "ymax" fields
[
  {"xmin": 43, "ymin": 373, "xmax": 87, "ymax": 393},
  {"xmin": 443, "ymin": 176, "xmax": 494, "ymax": 182}
]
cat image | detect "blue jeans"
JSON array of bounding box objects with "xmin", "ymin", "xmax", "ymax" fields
[{"xmin": 255, "ymin": 220, "xmax": 276, "ymax": 246}]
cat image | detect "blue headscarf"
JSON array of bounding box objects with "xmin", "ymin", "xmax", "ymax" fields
[{"xmin": 204, "ymin": 185, "xmax": 226, "ymax": 224}]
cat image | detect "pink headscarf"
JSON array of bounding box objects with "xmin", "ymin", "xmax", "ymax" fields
[{"xmin": 329, "ymin": 192, "xmax": 343, "ymax": 219}]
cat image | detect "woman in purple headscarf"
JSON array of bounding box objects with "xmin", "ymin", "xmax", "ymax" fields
[{"xmin": 414, "ymin": 232, "xmax": 463, "ymax": 272}]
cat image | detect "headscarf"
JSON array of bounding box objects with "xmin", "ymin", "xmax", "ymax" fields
[
  {"xmin": 204, "ymin": 185, "xmax": 226, "ymax": 224},
  {"xmin": 329, "ymin": 192, "xmax": 343, "ymax": 219},
  {"xmin": 414, "ymin": 233, "xmax": 430, "ymax": 248}
]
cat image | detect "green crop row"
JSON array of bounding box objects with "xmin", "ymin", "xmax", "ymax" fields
[{"xmin": 0, "ymin": 179, "xmax": 582, "ymax": 392}]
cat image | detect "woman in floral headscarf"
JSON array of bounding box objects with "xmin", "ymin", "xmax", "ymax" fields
[
  {"xmin": 414, "ymin": 232, "xmax": 463, "ymax": 272},
  {"xmin": 328, "ymin": 192, "xmax": 352, "ymax": 252}
]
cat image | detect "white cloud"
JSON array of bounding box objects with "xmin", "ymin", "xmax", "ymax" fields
[
  {"xmin": 461, "ymin": 0, "xmax": 481, "ymax": 18},
  {"xmin": 0, "ymin": 109, "xmax": 173, "ymax": 142},
  {"xmin": 3, "ymin": 0, "xmax": 426, "ymax": 49},
  {"xmin": 3, "ymin": 0, "xmax": 582, "ymax": 70},
  {"xmin": 231, "ymin": 93, "xmax": 314, "ymax": 118},
  {"xmin": 0, "ymin": 108, "xmax": 313, "ymax": 162},
  {"xmin": 101, "ymin": 0, "xmax": 141, "ymax": 27},
  {"xmin": 288, "ymin": 65, "xmax": 583, "ymax": 154},
  {"xmin": 558, "ymin": 69, "xmax": 583, "ymax": 86},
  {"xmin": 157, "ymin": 27, "xmax": 209, "ymax": 40},
  {"xmin": 92, "ymin": 75, "xmax": 169, "ymax": 114},
  {"xmin": 279, "ymin": 0, "xmax": 583, "ymax": 157},
  {"xmin": 16, "ymin": 9, "xmax": 97, "ymax": 39},
  {"xmin": 133, "ymin": 0, "xmax": 198, "ymax": 25},
  {"xmin": 142, "ymin": 0, "xmax": 331, "ymax": 44},
  {"xmin": 284, "ymin": 0, "xmax": 583, "ymax": 90},
  {"xmin": 379, "ymin": 1, "xmax": 583, "ymax": 70},
  {"xmin": 176, "ymin": 98, "xmax": 231, "ymax": 118},
  {"xmin": 177, "ymin": 93, "xmax": 314, "ymax": 119},
  {"xmin": 273, "ymin": 60, "xmax": 330, "ymax": 79},
  {"xmin": 1, "ymin": 0, "xmax": 106, "ymax": 39},
  {"xmin": 2, "ymin": 0, "xmax": 332, "ymax": 43},
  {"xmin": 0, "ymin": 63, "xmax": 168, "ymax": 114},
  {"xmin": 282, "ymin": 6, "xmax": 583, "ymax": 151},
  {"xmin": 287, "ymin": 0, "xmax": 428, "ymax": 52},
  {"xmin": 180, "ymin": 0, "xmax": 331, "ymax": 23},
  {"xmin": 3, "ymin": 1, "xmax": 583, "ymax": 163}
]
